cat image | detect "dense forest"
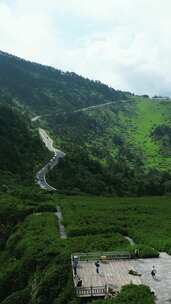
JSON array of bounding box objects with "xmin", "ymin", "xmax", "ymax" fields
[
  {"xmin": 0, "ymin": 51, "xmax": 125, "ymax": 115},
  {"xmin": 0, "ymin": 100, "xmax": 50, "ymax": 187}
]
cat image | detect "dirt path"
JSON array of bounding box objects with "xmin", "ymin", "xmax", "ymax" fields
[
  {"xmin": 31, "ymin": 115, "xmax": 41, "ymax": 122},
  {"xmin": 56, "ymin": 206, "xmax": 67, "ymax": 239},
  {"xmin": 124, "ymin": 236, "xmax": 135, "ymax": 246}
]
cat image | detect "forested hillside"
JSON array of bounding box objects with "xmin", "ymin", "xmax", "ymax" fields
[
  {"xmin": 0, "ymin": 51, "xmax": 125, "ymax": 115},
  {"xmin": 0, "ymin": 51, "xmax": 171, "ymax": 196},
  {"xmin": 0, "ymin": 101, "xmax": 50, "ymax": 186},
  {"xmin": 47, "ymin": 97, "xmax": 171, "ymax": 195}
]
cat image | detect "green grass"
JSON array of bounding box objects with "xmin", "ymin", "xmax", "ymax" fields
[
  {"xmin": 127, "ymin": 98, "xmax": 171, "ymax": 170},
  {"xmin": 56, "ymin": 194, "xmax": 171, "ymax": 253}
]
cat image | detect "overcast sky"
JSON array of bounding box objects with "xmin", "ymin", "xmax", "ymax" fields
[{"xmin": 0, "ymin": 0, "xmax": 171, "ymax": 96}]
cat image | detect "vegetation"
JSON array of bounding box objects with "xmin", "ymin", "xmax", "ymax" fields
[
  {"xmin": 0, "ymin": 192, "xmax": 128, "ymax": 304},
  {"xmin": 58, "ymin": 195, "xmax": 171, "ymax": 254},
  {"xmin": 0, "ymin": 190, "xmax": 166, "ymax": 303},
  {"xmin": 47, "ymin": 98, "xmax": 171, "ymax": 196},
  {"xmin": 0, "ymin": 50, "xmax": 171, "ymax": 303},
  {"xmin": 94, "ymin": 285, "xmax": 155, "ymax": 304},
  {"xmin": 0, "ymin": 51, "xmax": 171, "ymax": 196},
  {"xmin": 0, "ymin": 188, "xmax": 159, "ymax": 304},
  {"xmin": 0, "ymin": 51, "xmax": 125, "ymax": 115},
  {"xmin": 130, "ymin": 245, "xmax": 159, "ymax": 259},
  {"xmin": 0, "ymin": 103, "xmax": 51, "ymax": 185}
]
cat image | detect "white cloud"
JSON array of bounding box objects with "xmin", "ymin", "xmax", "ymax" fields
[{"xmin": 0, "ymin": 0, "xmax": 171, "ymax": 95}]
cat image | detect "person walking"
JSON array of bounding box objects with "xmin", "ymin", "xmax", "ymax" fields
[
  {"xmin": 151, "ymin": 266, "xmax": 157, "ymax": 279},
  {"xmin": 95, "ymin": 261, "xmax": 100, "ymax": 274},
  {"xmin": 73, "ymin": 262, "xmax": 77, "ymax": 276},
  {"xmin": 73, "ymin": 256, "xmax": 78, "ymax": 276}
]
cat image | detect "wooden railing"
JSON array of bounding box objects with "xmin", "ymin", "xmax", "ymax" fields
[
  {"xmin": 72, "ymin": 251, "xmax": 130, "ymax": 297},
  {"xmin": 71, "ymin": 250, "xmax": 131, "ymax": 261},
  {"xmin": 76, "ymin": 285, "xmax": 107, "ymax": 297}
]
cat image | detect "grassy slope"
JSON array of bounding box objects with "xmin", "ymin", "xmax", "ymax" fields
[
  {"xmin": 88, "ymin": 97, "xmax": 171, "ymax": 171},
  {"xmin": 127, "ymin": 97, "xmax": 171, "ymax": 170}
]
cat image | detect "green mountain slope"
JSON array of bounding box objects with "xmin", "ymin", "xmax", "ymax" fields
[
  {"xmin": 0, "ymin": 51, "xmax": 125, "ymax": 115},
  {"xmin": 0, "ymin": 51, "xmax": 171, "ymax": 195},
  {"xmin": 126, "ymin": 97, "xmax": 171, "ymax": 170},
  {"xmin": 47, "ymin": 97, "xmax": 171, "ymax": 195},
  {"xmin": 0, "ymin": 102, "xmax": 50, "ymax": 185}
]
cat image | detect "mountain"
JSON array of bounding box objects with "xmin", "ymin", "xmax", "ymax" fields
[
  {"xmin": 0, "ymin": 51, "xmax": 171, "ymax": 195},
  {"xmin": 0, "ymin": 51, "xmax": 167, "ymax": 304},
  {"xmin": 0, "ymin": 50, "xmax": 125, "ymax": 115}
]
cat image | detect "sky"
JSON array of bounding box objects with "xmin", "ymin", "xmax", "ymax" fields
[{"xmin": 0, "ymin": 0, "xmax": 171, "ymax": 96}]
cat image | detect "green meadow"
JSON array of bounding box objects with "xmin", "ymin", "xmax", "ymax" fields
[{"xmin": 58, "ymin": 195, "xmax": 171, "ymax": 253}]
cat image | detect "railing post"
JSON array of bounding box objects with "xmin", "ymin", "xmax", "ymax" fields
[
  {"xmin": 105, "ymin": 284, "xmax": 108, "ymax": 295},
  {"xmin": 91, "ymin": 286, "xmax": 93, "ymax": 297}
]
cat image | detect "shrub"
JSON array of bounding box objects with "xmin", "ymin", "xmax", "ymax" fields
[
  {"xmin": 94, "ymin": 284, "xmax": 155, "ymax": 304},
  {"xmin": 130, "ymin": 245, "xmax": 159, "ymax": 259},
  {"xmin": 0, "ymin": 288, "xmax": 30, "ymax": 304}
]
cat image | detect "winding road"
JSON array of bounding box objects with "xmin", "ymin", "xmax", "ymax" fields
[
  {"xmin": 34, "ymin": 125, "xmax": 171, "ymax": 303},
  {"xmin": 35, "ymin": 128, "xmax": 65, "ymax": 191},
  {"xmin": 32, "ymin": 101, "xmax": 119, "ymax": 190},
  {"xmin": 31, "ymin": 100, "xmax": 125, "ymax": 121},
  {"xmin": 72, "ymin": 101, "xmax": 117, "ymax": 113}
]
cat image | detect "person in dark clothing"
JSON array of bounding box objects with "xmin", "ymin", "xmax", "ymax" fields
[
  {"xmin": 134, "ymin": 248, "xmax": 139, "ymax": 258},
  {"xmin": 77, "ymin": 278, "xmax": 82, "ymax": 287},
  {"xmin": 151, "ymin": 266, "xmax": 157, "ymax": 279},
  {"xmin": 73, "ymin": 256, "xmax": 78, "ymax": 276},
  {"xmin": 73, "ymin": 264, "xmax": 77, "ymax": 276},
  {"xmin": 95, "ymin": 261, "xmax": 100, "ymax": 274}
]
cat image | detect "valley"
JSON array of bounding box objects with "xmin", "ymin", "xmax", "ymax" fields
[{"xmin": 0, "ymin": 51, "xmax": 171, "ymax": 304}]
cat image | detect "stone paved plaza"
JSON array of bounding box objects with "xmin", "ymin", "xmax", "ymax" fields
[
  {"xmin": 133, "ymin": 252, "xmax": 171, "ymax": 304},
  {"xmin": 75, "ymin": 252, "xmax": 171, "ymax": 303}
]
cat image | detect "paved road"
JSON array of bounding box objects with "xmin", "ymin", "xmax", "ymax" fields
[
  {"xmin": 35, "ymin": 128, "xmax": 65, "ymax": 191},
  {"xmin": 33, "ymin": 100, "xmax": 125, "ymax": 119},
  {"xmin": 55, "ymin": 100, "xmax": 121, "ymax": 116},
  {"xmin": 72, "ymin": 101, "xmax": 117, "ymax": 113}
]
